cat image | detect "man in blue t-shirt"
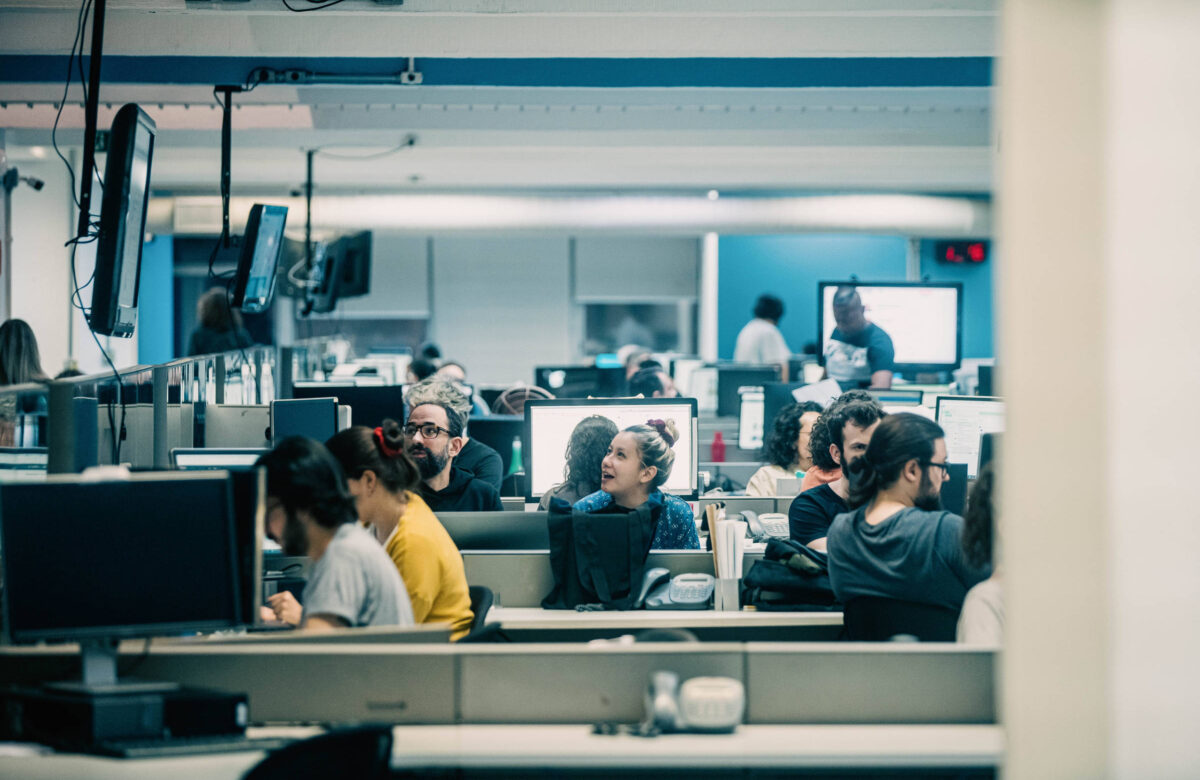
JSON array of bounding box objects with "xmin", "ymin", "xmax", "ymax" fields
[{"xmin": 824, "ymin": 286, "xmax": 895, "ymax": 389}]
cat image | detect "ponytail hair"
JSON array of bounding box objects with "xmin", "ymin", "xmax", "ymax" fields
[
  {"xmin": 847, "ymin": 412, "xmax": 944, "ymax": 508},
  {"xmin": 325, "ymin": 419, "xmax": 421, "ymax": 495},
  {"xmin": 624, "ymin": 419, "xmax": 678, "ymax": 489}
]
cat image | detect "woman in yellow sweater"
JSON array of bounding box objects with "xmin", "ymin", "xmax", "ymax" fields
[{"xmin": 326, "ymin": 421, "xmax": 474, "ymax": 640}]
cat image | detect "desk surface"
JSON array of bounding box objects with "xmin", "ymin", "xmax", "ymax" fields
[
  {"xmin": 392, "ymin": 724, "xmax": 1002, "ymax": 769},
  {"xmin": 487, "ymin": 607, "xmax": 842, "ymax": 630},
  {"xmin": 0, "ymin": 724, "xmax": 1002, "ymax": 777}
]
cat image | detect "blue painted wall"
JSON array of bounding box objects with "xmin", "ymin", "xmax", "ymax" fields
[
  {"xmin": 917, "ymin": 242, "xmax": 994, "ymax": 359},
  {"xmin": 717, "ymin": 235, "xmax": 996, "ymax": 363},
  {"xmin": 136, "ymin": 236, "xmax": 174, "ymax": 365},
  {"xmin": 718, "ymin": 235, "xmax": 910, "ymax": 358}
]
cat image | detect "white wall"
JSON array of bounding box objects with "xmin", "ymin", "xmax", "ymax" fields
[
  {"xmin": 8, "ymin": 158, "xmax": 74, "ymax": 375},
  {"xmin": 431, "ymin": 236, "xmax": 572, "ymax": 386},
  {"xmin": 1001, "ymin": 0, "xmax": 1200, "ymax": 776}
]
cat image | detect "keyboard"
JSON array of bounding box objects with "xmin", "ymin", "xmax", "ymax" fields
[{"xmin": 93, "ymin": 733, "xmax": 294, "ymax": 759}]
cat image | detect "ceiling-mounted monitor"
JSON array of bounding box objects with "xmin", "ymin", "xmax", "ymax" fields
[
  {"xmin": 89, "ymin": 104, "xmax": 156, "ymax": 338},
  {"xmin": 231, "ymin": 204, "xmax": 288, "ymax": 314}
]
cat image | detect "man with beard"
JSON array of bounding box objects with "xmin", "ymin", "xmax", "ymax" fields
[
  {"xmin": 825, "ymin": 413, "xmax": 990, "ymax": 613},
  {"xmin": 258, "ymin": 436, "xmax": 415, "ymax": 629},
  {"xmin": 404, "ymin": 390, "xmax": 503, "ymax": 512},
  {"xmin": 788, "ymin": 398, "xmax": 885, "ymax": 550}
]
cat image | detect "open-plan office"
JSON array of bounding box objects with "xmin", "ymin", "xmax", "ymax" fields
[{"xmin": 0, "ymin": 2, "xmax": 1197, "ymax": 778}]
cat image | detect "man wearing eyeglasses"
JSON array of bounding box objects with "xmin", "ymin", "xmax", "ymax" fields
[
  {"xmin": 404, "ymin": 393, "xmax": 503, "ymax": 513},
  {"xmin": 825, "ymin": 413, "xmax": 990, "ymax": 615}
]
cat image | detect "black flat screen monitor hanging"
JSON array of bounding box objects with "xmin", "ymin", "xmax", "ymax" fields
[{"xmin": 89, "ymin": 104, "xmax": 156, "ymax": 338}]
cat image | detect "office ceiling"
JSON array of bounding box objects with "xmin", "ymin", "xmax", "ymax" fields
[{"xmin": 0, "ymin": 1, "xmax": 998, "ymax": 195}]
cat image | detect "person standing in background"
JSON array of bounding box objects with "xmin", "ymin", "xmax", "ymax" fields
[
  {"xmin": 734, "ymin": 294, "xmax": 791, "ymax": 381},
  {"xmin": 187, "ymin": 288, "xmax": 253, "ymax": 357},
  {"xmin": 0, "ymin": 319, "xmax": 49, "ymax": 385}
]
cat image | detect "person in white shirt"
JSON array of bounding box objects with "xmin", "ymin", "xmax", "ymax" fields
[
  {"xmin": 733, "ymin": 294, "xmax": 791, "ymax": 380},
  {"xmin": 957, "ymin": 462, "xmax": 1003, "ymax": 644}
]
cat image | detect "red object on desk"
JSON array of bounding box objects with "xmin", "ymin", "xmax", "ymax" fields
[{"xmin": 711, "ymin": 431, "xmax": 726, "ymax": 462}]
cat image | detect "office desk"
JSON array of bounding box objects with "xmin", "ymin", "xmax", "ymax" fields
[
  {"xmin": 486, "ymin": 607, "xmax": 843, "ymax": 642},
  {"xmin": 391, "ymin": 724, "xmax": 1002, "ymax": 773},
  {"xmin": 0, "ymin": 724, "xmax": 1001, "ymax": 778}
]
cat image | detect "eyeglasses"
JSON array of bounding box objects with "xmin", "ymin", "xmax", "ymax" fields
[
  {"xmin": 403, "ymin": 422, "xmax": 452, "ymax": 440},
  {"xmin": 925, "ymin": 461, "xmax": 951, "ymax": 478}
]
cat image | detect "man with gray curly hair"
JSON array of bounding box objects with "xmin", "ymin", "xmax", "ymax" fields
[
  {"xmin": 406, "ymin": 378, "xmax": 503, "ymax": 491},
  {"xmin": 403, "ymin": 380, "xmax": 503, "ymax": 512}
]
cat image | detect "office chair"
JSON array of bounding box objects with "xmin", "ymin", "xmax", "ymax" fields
[
  {"xmin": 492, "ymin": 385, "xmax": 554, "ymax": 416},
  {"xmin": 841, "ymin": 596, "xmax": 960, "ymax": 642},
  {"xmin": 457, "ymin": 585, "xmax": 497, "ymax": 642},
  {"xmin": 242, "ymin": 724, "xmax": 392, "ymax": 780}
]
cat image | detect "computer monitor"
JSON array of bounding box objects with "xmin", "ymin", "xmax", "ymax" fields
[
  {"xmin": 171, "ymin": 448, "xmax": 266, "ymax": 471},
  {"xmin": 761, "ymin": 382, "xmax": 808, "ymax": 441},
  {"xmin": 231, "ymin": 204, "xmax": 288, "ymax": 314},
  {"xmin": 533, "ymin": 365, "xmax": 625, "ymax": 398},
  {"xmin": 228, "ymin": 467, "xmax": 267, "ymax": 627},
  {"xmin": 525, "ymin": 397, "xmax": 699, "ymax": 501},
  {"xmin": 0, "ymin": 473, "xmax": 240, "ymax": 687},
  {"xmin": 935, "ymin": 396, "xmax": 1005, "ymax": 479},
  {"xmin": 716, "ymin": 365, "xmax": 781, "ymax": 418},
  {"xmin": 669, "ymin": 357, "xmax": 705, "ymax": 397},
  {"xmin": 868, "ymin": 388, "xmax": 924, "ymax": 406},
  {"xmin": 89, "ymin": 104, "xmax": 156, "ymax": 338},
  {"xmin": 466, "ymin": 415, "xmax": 524, "ymax": 479},
  {"xmin": 438, "ymin": 511, "xmax": 550, "ymax": 550},
  {"xmin": 270, "ymin": 397, "xmax": 339, "ymax": 445},
  {"xmin": 737, "ymin": 387, "xmax": 765, "ymax": 450},
  {"xmin": 818, "ymin": 281, "xmax": 963, "ymax": 374},
  {"xmin": 331, "ymin": 231, "xmax": 371, "ymax": 298},
  {"xmin": 308, "ymin": 244, "xmax": 341, "ymax": 314},
  {"xmin": 292, "ymin": 384, "xmax": 406, "ymax": 430},
  {"xmin": 942, "ymin": 462, "xmax": 969, "ymax": 516}
]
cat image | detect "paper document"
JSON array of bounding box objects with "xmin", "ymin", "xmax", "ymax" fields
[{"xmin": 791, "ymin": 379, "xmax": 843, "ymax": 408}]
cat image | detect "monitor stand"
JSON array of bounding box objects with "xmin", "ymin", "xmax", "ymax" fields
[{"xmin": 43, "ymin": 638, "xmax": 179, "ymax": 695}]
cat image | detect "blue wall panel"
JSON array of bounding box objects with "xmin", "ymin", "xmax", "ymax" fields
[
  {"xmin": 136, "ymin": 236, "xmax": 174, "ymax": 366},
  {"xmin": 717, "ymin": 235, "xmax": 909, "ymax": 359}
]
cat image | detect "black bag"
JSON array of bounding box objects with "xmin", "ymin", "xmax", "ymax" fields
[
  {"xmin": 742, "ymin": 538, "xmax": 837, "ymax": 609},
  {"xmin": 541, "ymin": 498, "xmax": 656, "ymax": 610}
]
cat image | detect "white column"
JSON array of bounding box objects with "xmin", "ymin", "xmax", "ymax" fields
[
  {"xmin": 1001, "ymin": 0, "xmax": 1200, "ymax": 776},
  {"xmin": 698, "ymin": 232, "xmax": 719, "ymax": 361}
]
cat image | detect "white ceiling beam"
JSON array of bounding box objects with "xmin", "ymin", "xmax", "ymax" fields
[{"xmin": 0, "ymin": 1, "xmax": 997, "ymax": 57}]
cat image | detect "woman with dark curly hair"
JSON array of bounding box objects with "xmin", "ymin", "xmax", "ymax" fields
[
  {"xmin": 538, "ymin": 414, "xmax": 619, "ymax": 510},
  {"xmin": 958, "ymin": 462, "xmax": 1002, "ymax": 644},
  {"xmin": 746, "ymin": 401, "xmax": 823, "ymax": 496}
]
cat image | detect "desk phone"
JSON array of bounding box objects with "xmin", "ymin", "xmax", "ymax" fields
[
  {"xmin": 638, "ymin": 569, "xmax": 716, "ymax": 610},
  {"xmin": 741, "ymin": 510, "xmax": 789, "ymax": 540}
]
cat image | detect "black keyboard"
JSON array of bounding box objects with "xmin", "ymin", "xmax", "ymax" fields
[{"xmin": 93, "ymin": 733, "xmax": 294, "ymax": 759}]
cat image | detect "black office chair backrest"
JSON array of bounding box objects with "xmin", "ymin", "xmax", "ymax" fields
[
  {"xmin": 242, "ymin": 725, "xmax": 392, "ymax": 780},
  {"xmin": 841, "ymin": 596, "xmax": 960, "ymax": 642},
  {"xmin": 460, "ymin": 585, "xmax": 495, "ymax": 641}
]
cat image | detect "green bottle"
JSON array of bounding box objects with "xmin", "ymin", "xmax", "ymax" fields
[{"xmin": 507, "ymin": 436, "xmax": 524, "ymax": 476}]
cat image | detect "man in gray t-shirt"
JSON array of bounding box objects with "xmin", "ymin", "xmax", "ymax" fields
[
  {"xmin": 258, "ymin": 437, "xmax": 414, "ymax": 630},
  {"xmin": 826, "ymin": 413, "xmax": 991, "ymax": 614},
  {"xmin": 304, "ymin": 522, "xmax": 414, "ymax": 628}
]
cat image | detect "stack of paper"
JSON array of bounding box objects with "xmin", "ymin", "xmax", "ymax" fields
[{"xmin": 713, "ymin": 519, "xmax": 747, "ymax": 580}]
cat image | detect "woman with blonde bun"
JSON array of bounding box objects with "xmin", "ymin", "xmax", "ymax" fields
[{"xmin": 572, "ymin": 418, "xmax": 700, "ymax": 550}]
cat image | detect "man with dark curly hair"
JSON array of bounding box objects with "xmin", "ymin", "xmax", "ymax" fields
[
  {"xmin": 746, "ymin": 401, "xmax": 822, "ymax": 496},
  {"xmin": 788, "ymin": 396, "xmax": 884, "ymax": 550}
]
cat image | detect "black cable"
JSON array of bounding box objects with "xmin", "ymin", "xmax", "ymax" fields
[
  {"xmin": 52, "ymin": 0, "xmax": 92, "ymax": 211},
  {"xmin": 117, "ymin": 637, "xmax": 153, "ymax": 676},
  {"xmin": 312, "ymin": 136, "xmax": 416, "ymax": 161},
  {"xmin": 75, "ymin": 0, "xmax": 103, "ymax": 192},
  {"xmin": 280, "ymin": 0, "xmax": 348, "ymax": 12}
]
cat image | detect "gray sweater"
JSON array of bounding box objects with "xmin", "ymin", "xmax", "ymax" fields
[{"xmin": 826, "ymin": 506, "xmax": 991, "ymax": 612}]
